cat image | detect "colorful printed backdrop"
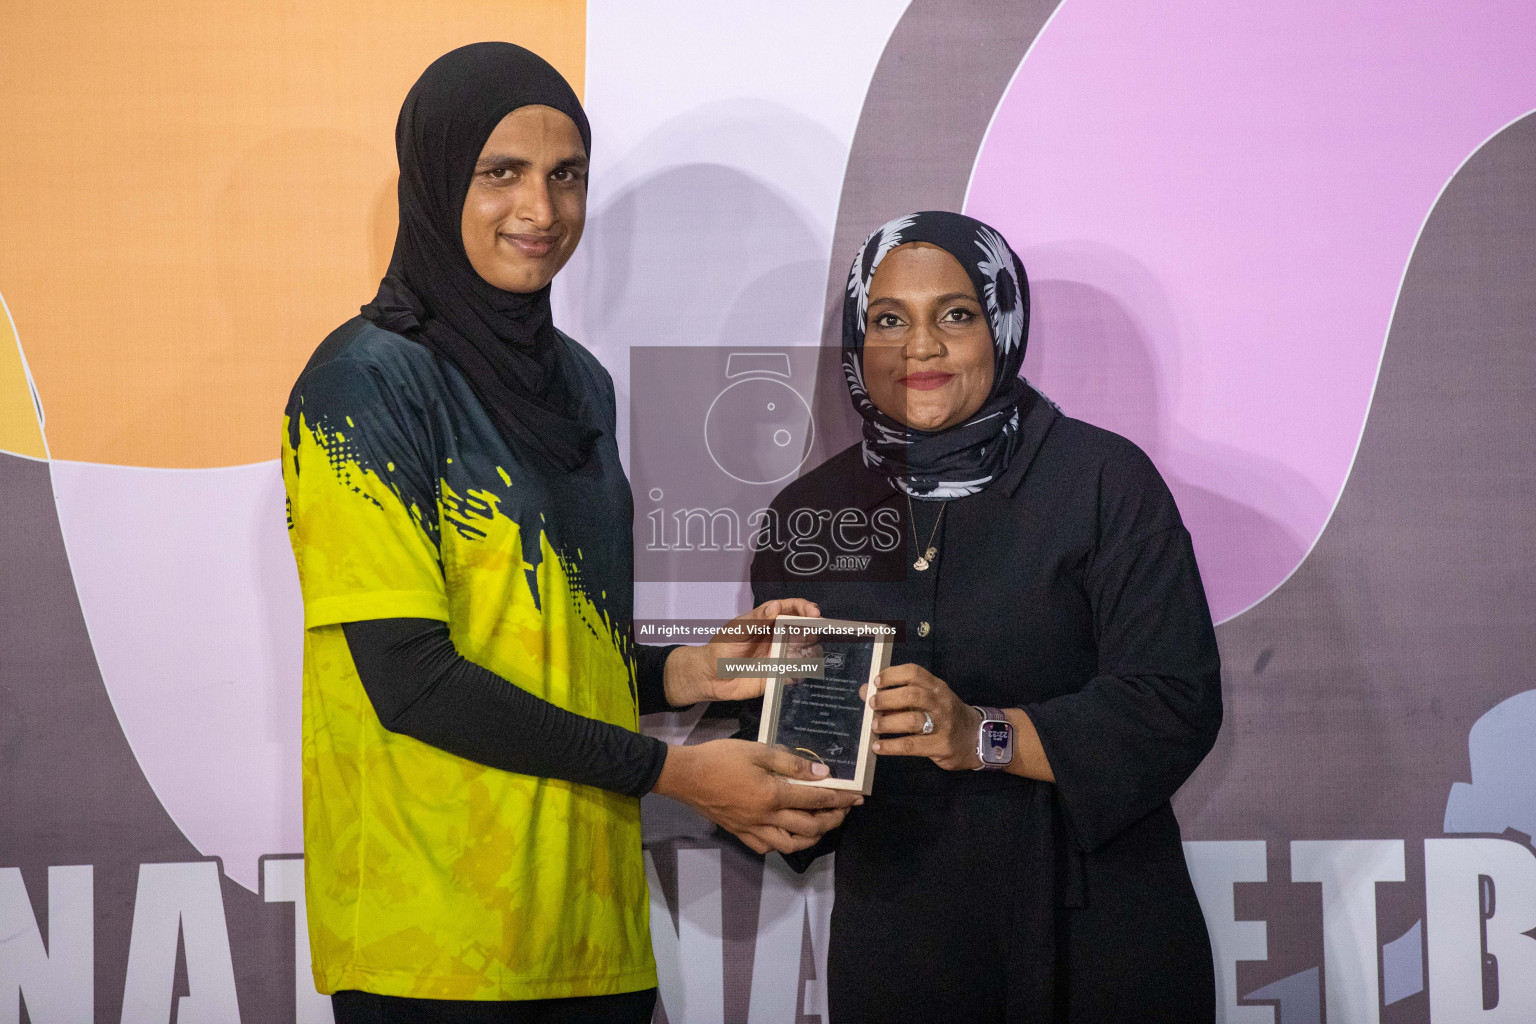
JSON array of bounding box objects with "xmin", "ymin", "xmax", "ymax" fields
[{"xmin": 3, "ymin": 1, "xmax": 1535, "ymax": 1021}]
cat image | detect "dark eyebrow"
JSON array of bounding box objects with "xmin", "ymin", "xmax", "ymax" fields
[
  {"xmin": 868, "ymin": 291, "xmax": 979, "ymax": 309},
  {"xmin": 475, "ymin": 154, "xmax": 532, "ymax": 173},
  {"xmin": 474, "ymin": 153, "xmax": 589, "ymax": 174}
]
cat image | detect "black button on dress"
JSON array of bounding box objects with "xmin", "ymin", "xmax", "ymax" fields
[{"xmin": 750, "ymin": 393, "xmax": 1223, "ymax": 1023}]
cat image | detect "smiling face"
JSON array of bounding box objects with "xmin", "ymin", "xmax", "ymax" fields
[
  {"xmin": 460, "ymin": 104, "xmax": 588, "ymax": 293},
  {"xmin": 862, "ymin": 242, "xmax": 996, "ymax": 432}
]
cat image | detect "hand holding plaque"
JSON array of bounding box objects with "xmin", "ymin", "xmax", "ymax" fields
[{"xmin": 755, "ymin": 616, "xmax": 893, "ymax": 795}]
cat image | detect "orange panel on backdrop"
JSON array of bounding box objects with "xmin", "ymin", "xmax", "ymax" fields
[{"xmin": 0, "ymin": 0, "xmax": 585, "ymax": 467}]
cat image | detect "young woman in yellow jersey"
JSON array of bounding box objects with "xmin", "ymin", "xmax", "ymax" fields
[{"xmin": 283, "ymin": 42, "xmax": 854, "ymax": 1023}]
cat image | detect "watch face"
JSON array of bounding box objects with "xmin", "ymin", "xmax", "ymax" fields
[{"xmin": 981, "ymin": 721, "xmax": 1013, "ymax": 764}]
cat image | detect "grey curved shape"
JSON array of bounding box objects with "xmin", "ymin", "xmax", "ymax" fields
[
  {"xmin": 810, "ymin": 0, "xmax": 1062, "ymax": 422},
  {"xmin": 1177, "ymin": 112, "xmax": 1536, "ymax": 841},
  {"xmin": 0, "ymin": 454, "xmax": 293, "ymax": 1020},
  {"xmin": 820, "ymin": 0, "xmax": 1061, "ymax": 328}
]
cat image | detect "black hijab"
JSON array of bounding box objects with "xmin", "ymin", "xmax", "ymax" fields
[
  {"xmin": 362, "ymin": 42, "xmax": 599, "ymax": 471},
  {"xmin": 842, "ymin": 211, "xmax": 1042, "ymax": 498}
]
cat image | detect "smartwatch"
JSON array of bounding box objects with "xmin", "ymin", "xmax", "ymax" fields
[{"xmin": 972, "ymin": 706, "xmax": 1014, "ymax": 770}]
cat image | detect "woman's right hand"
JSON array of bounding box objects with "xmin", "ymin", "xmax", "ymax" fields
[{"xmin": 652, "ymin": 739, "xmax": 861, "ymax": 855}]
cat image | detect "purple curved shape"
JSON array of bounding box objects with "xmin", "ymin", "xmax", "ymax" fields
[{"xmin": 965, "ymin": 0, "xmax": 1536, "ymax": 621}]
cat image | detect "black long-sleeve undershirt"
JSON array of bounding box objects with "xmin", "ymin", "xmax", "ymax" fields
[{"xmin": 342, "ymin": 618, "xmax": 682, "ymax": 799}]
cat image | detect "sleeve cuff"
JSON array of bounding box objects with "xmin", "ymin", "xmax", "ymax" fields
[
  {"xmin": 635, "ymin": 735, "xmax": 670, "ymax": 797},
  {"xmin": 635, "ymin": 643, "xmax": 683, "ymax": 716},
  {"xmin": 304, "ymin": 590, "xmax": 450, "ymax": 629},
  {"xmin": 1023, "ymin": 699, "xmax": 1099, "ymax": 852}
]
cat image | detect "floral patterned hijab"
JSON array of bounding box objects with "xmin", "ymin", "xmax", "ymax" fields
[{"xmin": 842, "ymin": 211, "xmax": 1040, "ymax": 499}]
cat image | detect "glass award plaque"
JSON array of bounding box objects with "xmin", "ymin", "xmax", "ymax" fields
[{"xmin": 755, "ymin": 615, "xmax": 893, "ymax": 795}]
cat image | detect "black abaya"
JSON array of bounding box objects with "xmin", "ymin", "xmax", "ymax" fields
[{"xmin": 751, "ymin": 394, "xmax": 1222, "ymax": 1023}]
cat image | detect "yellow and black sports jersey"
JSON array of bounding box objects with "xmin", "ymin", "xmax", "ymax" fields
[{"xmin": 281, "ymin": 317, "xmax": 655, "ymax": 1000}]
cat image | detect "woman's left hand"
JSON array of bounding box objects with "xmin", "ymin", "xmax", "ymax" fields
[{"xmin": 865, "ymin": 663, "xmax": 982, "ymax": 771}]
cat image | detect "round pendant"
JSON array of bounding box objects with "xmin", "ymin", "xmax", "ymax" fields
[
  {"xmin": 913, "ymin": 556, "xmax": 930, "ymax": 571},
  {"xmin": 925, "ymin": 546, "xmax": 939, "ymax": 562}
]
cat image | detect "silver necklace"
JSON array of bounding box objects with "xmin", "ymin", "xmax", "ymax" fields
[{"xmin": 906, "ymin": 494, "xmax": 949, "ymax": 572}]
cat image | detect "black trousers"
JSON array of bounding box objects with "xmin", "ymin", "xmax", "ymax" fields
[{"xmin": 331, "ymin": 989, "xmax": 657, "ymax": 1024}]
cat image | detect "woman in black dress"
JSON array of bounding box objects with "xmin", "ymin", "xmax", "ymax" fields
[{"xmin": 751, "ymin": 211, "xmax": 1222, "ymax": 1023}]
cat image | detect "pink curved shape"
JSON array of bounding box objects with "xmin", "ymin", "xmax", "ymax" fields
[{"xmin": 966, "ymin": 0, "xmax": 1536, "ymax": 621}]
